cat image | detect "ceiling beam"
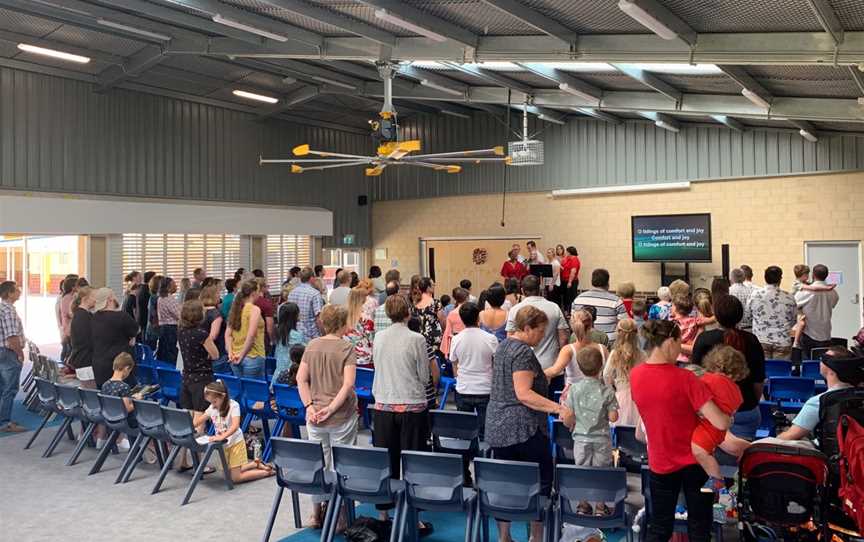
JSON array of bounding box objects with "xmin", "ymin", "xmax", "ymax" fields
[
  {"xmin": 617, "ymin": 0, "xmax": 697, "ymax": 46},
  {"xmin": 396, "ymin": 65, "xmax": 468, "ymax": 96},
  {"xmin": 97, "ymin": 44, "xmax": 168, "ymax": 91},
  {"xmin": 231, "ymin": 58, "xmax": 366, "ymax": 90},
  {"xmin": 639, "ymin": 111, "xmax": 680, "ymax": 132},
  {"xmin": 443, "ymin": 62, "xmax": 534, "ymax": 94},
  {"xmin": 848, "ymin": 66, "xmax": 864, "ymax": 96},
  {"xmin": 189, "ymin": 32, "xmax": 864, "ymax": 64},
  {"xmin": 477, "ymin": 0, "xmax": 577, "ymax": 45},
  {"xmin": 524, "ymin": 105, "xmax": 567, "ymax": 125},
  {"xmin": 257, "ymin": 0, "xmax": 396, "ymax": 46},
  {"xmin": 164, "ymin": 0, "xmax": 323, "ymax": 48},
  {"xmin": 719, "ymin": 65, "xmax": 773, "ymax": 104},
  {"xmin": 806, "ymin": 0, "xmax": 845, "ymax": 45},
  {"xmin": 573, "ymin": 107, "xmax": 622, "ymax": 124},
  {"xmin": 710, "ymin": 115, "xmax": 744, "ymax": 132},
  {"xmin": 517, "ymin": 62, "xmax": 602, "ymax": 102},
  {"xmin": 360, "ymin": 84, "xmax": 864, "ymax": 123},
  {"xmin": 257, "ymin": 85, "xmax": 321, "ymax": 119},
  {"xmin": 612, "ymin": 63, "xmax": 682, "ymax": 102},
  {"xmin": 356, "ymin": 0, "xmax": 478, "ymax": 49}
]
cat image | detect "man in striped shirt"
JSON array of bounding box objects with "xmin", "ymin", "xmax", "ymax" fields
[{"xmin": 571, "ymin": 269, "xmax": 627, "ymax": 346}]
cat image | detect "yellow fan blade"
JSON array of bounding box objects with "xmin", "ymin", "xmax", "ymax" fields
[
  {"xmin": 446, "ymin": 165, "xmax": 461, "ymax": 174},
  {"xmin": 293, "ymin": 144, "xmax": 310, "ymax": 156},
  {"xmin": 291, "ymin": 164, "xmax": 303, "ymax": 173},
  {"xmin": 505, "ymin": 156, "xmax": 513, "ymax": 165},
  {"xmin": 493, "ymin": 145, "xmax": 504, "ymax": 156},
  {"xmin": 365, "ymin": 166, "xmax": 385, "ymax": 177},
  {"xmin": 379, "ymin": 140, "xmax": 421, "ymax": 160}
]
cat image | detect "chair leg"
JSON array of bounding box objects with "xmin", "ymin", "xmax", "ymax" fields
[
  {"xmin": 395, "ymin": 497, "xmax": 409, "ymax": 542},
  {"xmin": 216, "ymin": 446, "xmax": 234, "ymax": 491},
  {"xmin": 121, "ymin": 436, "xmax": 151, "ymax": 483},
  {"xmin": 88, "ymin": 430, "xmax": 119, "ymax": 475},
  {"xmin": 24, "ymin": 411, "xmax": 53, "ymax": 450},
  {"xmin": 116, "ymin": 433, "xmax": 145, "ymax": 484},
  {"xmin": 152, "ymin": 445, "xmax": 182, "ymax": 494},
  {"xmin": 182, "ymin": 447, "xmax": 215, "ymax": 505},
  {"xmin": 463, "ymin": 500, "xmax": 475, "ymax": 542},
  {"xmin": 322, "ymin": 494, "xmax": 342, "ymax": 542},
  {"xmin": 320, "ymin": 491, "xmax": 337, "ymax": 541},
  {"xmin": 291, "ymin": 490, "xmax": 302, "ymax": 529},
  {"xmin": 389, "ymin": 493, "xmax": 404, "ymax": 542},
  {"xmin": 241, "ymin": 412, "xmax": 254, "ymax": 433},
  {"xmin": 67, "ymin": 423, "xmax": 76, "ymax": 440},
  {"xmin": 43, "ymin": 417, "xmax": 72, "ymax": 458},
  {"xmin": 66, "ymin": 422, "xmax": 94, "ymax": 466},
  {"xmin": 262, "ymin": 486, "xmax": 285, "ymax": 542}
]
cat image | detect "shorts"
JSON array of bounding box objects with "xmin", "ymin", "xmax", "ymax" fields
[
  {"xmin": 224, "ymin": 440, "xmax": 248, "ymax": 469},
  {"xmin": 692, "ymin": 419, "xmax": 725, "ymax": 453},
  {"xmin": 180, "ymin": 376, "xmax": 213, "ymax": 412},
  {"xmin": 75, "ymin": 366, "xmax": 95, "ymax": 381},
  {"xmin": 573, "ymin": 438, "xmax": 613, "ymax": 467}
]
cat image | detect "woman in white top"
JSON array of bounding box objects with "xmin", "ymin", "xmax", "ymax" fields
[
  {"xmin": 544, "ymin": 247, "xmax": 562, "ymax": 310},
  {"xmin": 544, "ymin": 309, "xmax": 608, "ymax": 385}
]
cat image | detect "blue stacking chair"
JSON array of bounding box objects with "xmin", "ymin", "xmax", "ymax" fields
[
  {"xmin": 551, "ymin": 419, "xmax": 575, "ymax": 467},
  {"xmin": 764, "ymin": 359, "xmax": 793, "ymax": 378},
  {"xmin": 756, "ymin": 401, "xmax": 778, "ymax": 438},
  {"xmin": 68, "ymin": 388, "xmax": 108, "ymax": 466},
  {"xmin": 355, "ymin": 367, "xmax": 374, "ymax": 429},
  {"xmin": 767, "ymin": 377, "xmax": 816, "ymax": 412},
  {"xmin": 119, "ymin": 399, "xmax": 171, "ymax": 483},
  {"xmin": 25, "ymin": 378, "xmax": 68, "ymax": 452},
  {"xmin": 430, "ymin": 409, "xmax": 485, "ymax": 486},
  {"xmin": 801, "ymin": 360, "xmax": 821, "ymax": 379},
  {"xmin": 552, "ymin": 465, "xmax": 631, "ymax": 542},
  {"xmin": 325, "ymin": 445, "xmax": 405, "ymax": 542},
  {"xmin": 44, "ymin": 384, "xmax": 87, "ymax": 459},
  {"xmin": 438, "ymin": 376, "xmax": 456, "ymax": 409},
  {"xmin": 472, "ymin": 458, "xmax": 552, "ymax": 542},
  {"xmin": 398, "ymin": 451, "xmax": 477, "ymax": 542},
  {"xmin": 153, "ymin": 406, "xmax": 234, "ymax": 505},
  {"xmin": 265, "ymin": 384, "xmax": 307, "ymax": 462},
  {"xmin": 240, "ymin": 377, "xmax": 276, "ymax": 438},
  {"xmin": 215, "ymin": 374, "xmax": 245, "ymax": 416},
  {"xmin": 156, "ymin": 367, "xmax": 182, "ymax": 406},
  {"xmin": 612, "ymin": 425, "xmax": 648, "ymax": 474},
  {"xmin": 262, "ymin": 438, "xmax": 337, "ymax": 542},
  {"xmin": 89, "ymin": 394, "xmax": 140, "ymax": 481}
]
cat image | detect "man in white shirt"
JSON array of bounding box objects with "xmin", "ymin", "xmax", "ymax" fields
[
  {"xmin": 525, "ymin": 240, "xmax": 547, "ymax": 265},
  {"xmin": 729, "ymin": 268, "xmax": 755, "ymax": 331},
  {"xmin": 328, "ymin": 270, "xmax": 352, "ymax": 306},
  {"xmin": 507, "ymin": 275, "xmax": 569, "ymax": 399},
  {"xmin": 795, "ymin": 264, "xmax": 840, "ymax": 359},
  {"xmin": 741, "ymin": 264, "xmax": 756, "ymax": 288},
  {"xmin": 450, "ymin": 301, "xmax": 498, "ymax": 441},
  {"xmin": 749, "ymin": 266, "xmax": 797, "ymax": 360}
]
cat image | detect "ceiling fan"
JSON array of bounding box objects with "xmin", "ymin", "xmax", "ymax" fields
[{"xmin": 258, "ymin": 62, "xmax": 512, "ymax": 177}]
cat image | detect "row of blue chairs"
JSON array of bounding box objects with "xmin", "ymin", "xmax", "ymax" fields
[
  {"xmin": 263, "ymin": 438, "xmax": 633, "ymax": 542},
  {"xmin": 26, "ymin": 378, "xmax": 234, "ymax": 505},
  {"xmin": 764, "ymin": 359, "xmax": 825, "ymax": 379}
]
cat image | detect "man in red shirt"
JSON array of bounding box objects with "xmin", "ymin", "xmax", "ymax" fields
[{"xmin": 500, "ymin": 248, "xmax": 528, "ymax": 281}]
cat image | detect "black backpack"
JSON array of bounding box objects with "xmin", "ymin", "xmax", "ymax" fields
[{"xmin": 344, "ymin": 517, "xmax": 392, "ymax": 542}]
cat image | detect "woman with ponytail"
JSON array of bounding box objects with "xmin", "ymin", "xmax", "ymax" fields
[
  {"xmin": 603, "ymin": 318, "xmax": 644, "ymax": 425},
  {"xmin": 691, "ymin": 294, "xmax": 766, "ymax": 439},
  {"xmin": 225, "ymin": 279, "xmax": 266, "ymax": 379}
]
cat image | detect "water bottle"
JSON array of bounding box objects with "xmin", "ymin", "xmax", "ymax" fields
[{"xmin": 253, "ymin": 439, "xmax": 262, "ymax": 461}]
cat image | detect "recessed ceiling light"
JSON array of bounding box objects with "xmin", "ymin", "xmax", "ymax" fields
[
  {"xmin": 232, "ymin": 89, "xmax": 279, "ymax": 104},
  {"xmin": 17, "ymin": 43, "xmax": 90, "ymax": 64}
]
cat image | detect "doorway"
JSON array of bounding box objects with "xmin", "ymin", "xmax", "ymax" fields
[{"xmin": 804, "ymin": 241, "xmax": 862, "ymax": 341}]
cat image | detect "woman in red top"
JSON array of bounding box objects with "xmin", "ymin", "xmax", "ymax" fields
[
  {"xmin": 500, "ymin": 248, "xmax": 527, "ymax": 282},
  {"xmin": 560, "ymin": 246, "xmax": 581, "ymax": 314},
  {"xmin": 630, "ymin": 320, "xmax": 730, "ymax": 542}
]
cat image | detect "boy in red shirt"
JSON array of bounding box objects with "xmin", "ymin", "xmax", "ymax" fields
[{"xmin": 690, "ymin": 345, "xmax": 751, "ymax": 488}]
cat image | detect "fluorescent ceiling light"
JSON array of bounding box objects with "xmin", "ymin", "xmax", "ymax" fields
[
  {"xmin": 742, "ymin": 88, "xmax": 770, "ymax": 110},
  {"xmin": 655, "ymin": 120, "xmax": 680, "ymax": 133},
  {"xmin": 618, "ymin": 0, "xmax": 678, "ymax": 40},
  {"xmin": 619, "ymin": 63, "xmax": 721, "ymax": 75},
  {"xmin": 212, "ymin": 14, "xmax": 288, "ymax": 42},
  {"xmin": 96, "ymin": 19, "xmax": 171, "ymax": 41},
  {"xmin": 558, "ymin": 83, "xmax": 599, "ymax": 102},
  {"xmin": 310, "ymin": 76, "xmax": 356, "ymax": 90},
  {"xmin": 232, "ymin": 89, "xmax": 279, "ymax": 104},
  {"xmin": 17, "ymin": 43, "xmax": 90, "ymax": 64},
  {"xmin": 440, "ymin": 109, "xmax": 471, "ymax": 120},
  {"xmin": 538, "ymin": 114, "xmax": 566, "ymax": 125},
  {"xmin": 799, "ymin": 129, "xmax": 818, "ymax": 142},
  {"xmin": 374, "ymin": 9, "xmax": 447, "ymax": 43},
  {"xmin": 540, "ymin": 62, "xmax": 615, "ymax": 72},
  {"xmin": 552, "ymin": 181, "xmax": 690, "ymax": 198},
  {"xmin": 466, "ymin": 61, "xmax": 520, "ymax": 71},
  {"xmin": 410, "ymin": 61, "xmax": 447, "ymax": 70},
  {"xmin": 421, "ymin": 79, "xmax": 463, "ymax": 96}
]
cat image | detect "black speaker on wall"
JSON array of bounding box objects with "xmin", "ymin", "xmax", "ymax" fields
[
  {"xmin": 357, "ymin": 195, "xmax": 368, "ymax": 206},
  {"xmin": 721, "ymin": 244, "xmax": 730, "ymax": 280}
]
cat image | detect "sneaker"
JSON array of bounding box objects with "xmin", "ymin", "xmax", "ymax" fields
[
  {"xmin": 117, "ymin": 438, "xmax": 130, "ymax": 452},
  {"xmin": 95, "ymin": 438, "xmax": 107, "ymax": 450},
  {"xmin": 577, "ymin": 502, "xmax": 593, "ymax": 515}
]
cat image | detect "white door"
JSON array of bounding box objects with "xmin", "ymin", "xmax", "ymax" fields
[{"xmin": 805, "ymin": 241, "xmax": 862, "ymax": 340}]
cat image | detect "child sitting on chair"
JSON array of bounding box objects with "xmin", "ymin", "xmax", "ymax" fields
[
  {"xmin": 563, "ymin": 347, "xmax": 619, "ymax": 516},
  {"xmin": 192, "ymin": 380, "xmax": 274, "ymax": 483},
  {"xmin": 100, "ymin": 352, "xmax": 144, "ymax": 452},
  {"xmin": 691, "ymin": 345, "xmax": 751, "ymax": 490}
]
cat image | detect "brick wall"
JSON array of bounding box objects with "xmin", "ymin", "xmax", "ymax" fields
[{"xmin": 371, "ymin": 171, "xmax": 864, "ymax": 293}]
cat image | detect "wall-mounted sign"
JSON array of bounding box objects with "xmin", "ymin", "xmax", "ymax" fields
[{"xmin": 343, "ymin": 234, "xmax": 355, "ymax": 245}]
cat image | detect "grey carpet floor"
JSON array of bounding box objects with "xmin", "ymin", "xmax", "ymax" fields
[{"xmin": 0, "ymin": 426, "xmax": 310, "ymax": 542}]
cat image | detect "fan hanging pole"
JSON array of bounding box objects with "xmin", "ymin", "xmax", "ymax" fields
[{"xmin": 377, "ymin": 63, "xmax": 396, "ymax": 118}]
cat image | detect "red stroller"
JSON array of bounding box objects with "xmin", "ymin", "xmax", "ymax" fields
[{"xmin": 737, "ymin": 442, "xmax": 829, "ymax": 542}]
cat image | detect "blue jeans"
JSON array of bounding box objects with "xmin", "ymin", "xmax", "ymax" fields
[
  {"xmin": 212, "ymin": 355, "xmax": 231, "ymax": 375},
  {"xmin": 0, "ymin": 348, "xmax": 22, "ymax": 426},
  {"xmin": 231, "ymin": 356, "xmax": 265, "ymax": 380},
  {"xmin": 731, "ymin": 406, "xmax": 761, "ymax": 440}
]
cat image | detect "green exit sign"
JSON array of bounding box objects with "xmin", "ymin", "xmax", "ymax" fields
[{"xmin": 343, "ymin": 234, "xmax": 355, "ymax": 245}]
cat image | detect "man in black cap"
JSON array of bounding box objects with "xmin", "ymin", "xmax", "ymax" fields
[{"xmin": 778, "ymin": 348, "xmax": 864, "ymax": 441}]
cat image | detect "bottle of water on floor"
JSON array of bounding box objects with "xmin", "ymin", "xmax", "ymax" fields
[{"xmin": 252, "ymin": 439, "xmax": 262, "ymax": 461}]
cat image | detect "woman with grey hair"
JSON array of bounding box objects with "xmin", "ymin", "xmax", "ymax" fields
[
  {"xmin": 90, "ymin": 288, "xmax": 139, "ymax": 389},
  {"xmin": 648, "ymin": 286, "xmax": 673, "ymax": 321}
]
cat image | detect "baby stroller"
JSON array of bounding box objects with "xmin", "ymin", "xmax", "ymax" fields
[{"xmin": 737, "ymin": 442, "xmax": 828, "ymax": 542}]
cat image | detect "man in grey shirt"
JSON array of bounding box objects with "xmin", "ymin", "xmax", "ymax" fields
[
  {"xmin": 328, "ymin": 270, "xmax": 352, "ymax": 306},
  {"xmin": 506, "ymin": 275, "xmax": 569, "ymax": 370},
  {"xmin": 795, "ymin": 264, "xmax": 839, "ymax": 359}
]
